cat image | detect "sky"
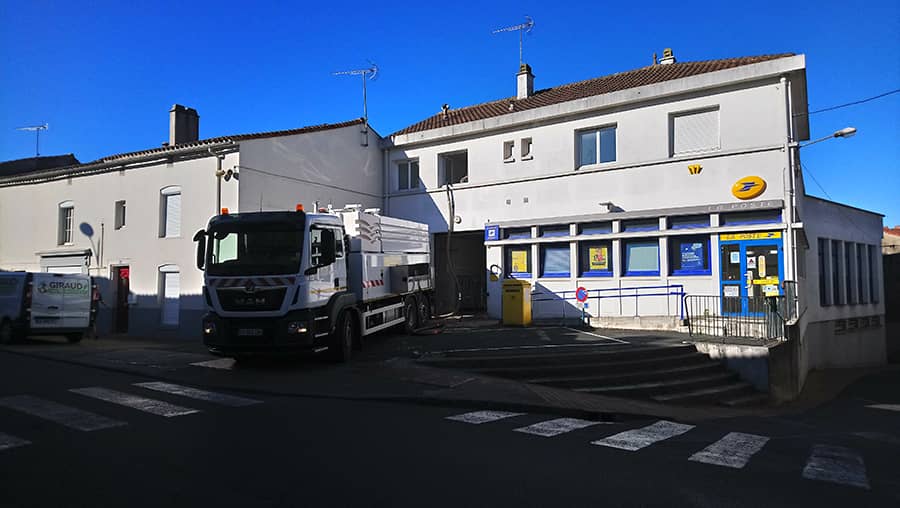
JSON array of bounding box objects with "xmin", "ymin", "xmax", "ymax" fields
[{"xmin": 2, "ymin": 0, "xmax": 898, "ymax": 225}]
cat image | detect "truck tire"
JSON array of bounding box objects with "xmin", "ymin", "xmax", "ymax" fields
[
  {"xmin": 330, "ymin": 311, "xmax": 355, "ymax": 363},
  {"xmin": 0, "ymin": 319, "xmax": 14, "ymax": 344},
  {"xmin": 403, "ymin": 296, "xmax": 419, "ymax": 334},
  {"xmin": 66, "ymin": 332, "xmax": 84, "ymax": 344},
  {"xmin": 418, "ymin": 293, "xmax": 432, "ymax": 324}
]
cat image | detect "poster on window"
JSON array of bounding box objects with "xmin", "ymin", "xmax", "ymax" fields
[
  {"xmin": 511, "ymin": 250, "xmax": 528, "ymax": 273},
  {"xmin": 589, "ymin": 246, "xmax": 608, "ymax": 271},
  {"xmin": 680, "ymin": 242, "xmax": 705, "ymax": 271}
]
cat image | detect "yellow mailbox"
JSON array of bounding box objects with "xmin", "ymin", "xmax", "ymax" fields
[{"xmin": 502, "ymin": 279, "xmax": 532, "ymax": 326}]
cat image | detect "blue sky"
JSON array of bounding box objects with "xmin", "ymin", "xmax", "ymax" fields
[{"xmin": 2, "ymin": 0, "xmax": 898, "ymax": 225}]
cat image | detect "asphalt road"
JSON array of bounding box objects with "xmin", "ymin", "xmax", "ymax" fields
[{"xmin": 1, "ymin": 351, "xmax": 898, "ymax": 507}]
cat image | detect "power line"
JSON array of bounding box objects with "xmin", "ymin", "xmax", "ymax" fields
[
  {"xmin": 235, "ymin": 164, "xmax": 382, "ymax": 199},
  {"xmin": 795, "ymin": 88, "xmax": 900, "ymax": 117},
  {"xmin": 800, "ymin": 160, "xmax": 865, "ymax": 232}
]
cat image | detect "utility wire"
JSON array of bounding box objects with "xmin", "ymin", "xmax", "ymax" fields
[
  {"xmin": 800, "ymin": 160, "xmax": 865, "ymax": 232},
  {"xmin": 795, "ymin": 88, "xmax": 900, "ymax": 117},
  {"xmin": 235, "ymin": 165, "xmax": 382, "ymax": 199}
]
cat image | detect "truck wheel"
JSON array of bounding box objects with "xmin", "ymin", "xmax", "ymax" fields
[
  {"xmin": 403, "ymin": 296, "xmax": 419, "ymax": 334},
  {"xmin": 330, "ymin": 312, "xmax": 355, "ymax": 363},
  {"xmin": 66, "ymin": 332, "xmax": 84, "ymax": 344},
  {"xmin": 417, "ymin": 293, "xmax": 432, "ymax": 324},
  {"xmin": 0, "ymin": 320, "xmax": 14, "ymax": 344}
]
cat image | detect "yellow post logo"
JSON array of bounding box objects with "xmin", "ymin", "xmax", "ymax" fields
[{"xmin": 731, "ymin": 176, "xmax": 767, "ymax": 200}]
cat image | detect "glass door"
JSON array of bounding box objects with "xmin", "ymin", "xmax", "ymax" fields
[{"xmin": 719, "ymin": 234, "xmax": 784, "ymax": 315}]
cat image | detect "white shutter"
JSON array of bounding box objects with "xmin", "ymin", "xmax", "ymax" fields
[
  {"xmin": 673, "ymin": 109, "xmax": 719, "ymax": 155},
  {"xmin": 48, "ymin": 266, "xmax": 84, "ymax": 274},
  {"xmin": 165, "ymin": 193, "xmax": 181, "ymax": 237},
  {"xmin": 161, "ymin": 271, "xmax": 180, "ymax": 325}
]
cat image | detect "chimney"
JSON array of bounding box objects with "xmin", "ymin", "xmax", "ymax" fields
[
  {"xmin": 659, "ymin": 48, "xmax": 676, "ymax": 65},
  {"xmin": 169, "ymin": 104, "xmax": 199, "ymax": 146},
  {"xmin": 517, "ymin": 63, "xmax": 534, "ymax": 99}
]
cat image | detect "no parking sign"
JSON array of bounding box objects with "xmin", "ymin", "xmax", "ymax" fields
[{"xmin": 576, "ymin": 286, "xmax": 588, "ymax": 303}]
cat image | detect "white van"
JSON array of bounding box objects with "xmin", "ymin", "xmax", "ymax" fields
[{"xmin": 0, "ymin": 272, "xmax": 96, "ymax": 344}]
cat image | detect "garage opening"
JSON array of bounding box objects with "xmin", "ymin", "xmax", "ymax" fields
[{"xmin": 433, "ymin": 231, "xmax": 486, "ymax": 314}]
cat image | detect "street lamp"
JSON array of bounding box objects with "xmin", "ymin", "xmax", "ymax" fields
[{"xmin": 800, "ymin": 127, "xmax": 857, "ymax": 147}]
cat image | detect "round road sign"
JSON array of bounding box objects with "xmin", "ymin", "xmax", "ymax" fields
[{"xmin": 576, "ymin": 286, "xmax": 588, "ymax": 302}]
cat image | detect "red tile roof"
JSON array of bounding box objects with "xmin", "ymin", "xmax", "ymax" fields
[{"xmin": 392, "ymin": 54, "xmax": 795, "ymax": 136}]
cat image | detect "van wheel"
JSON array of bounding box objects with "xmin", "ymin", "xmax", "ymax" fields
[
  {"xmin": 404, "ymin": 296, "xmax": 420, "ymax": 334},
  {"xmin": 0, "ymin": 320, "xmax": 14, "ymax": 344},
  {"xmin": 329, "ymin": 312, "xmax": 355, "ymax": 363},
  {"xmin": 66, "ymin": 332, "xmax": 84, "ymax": 344}
]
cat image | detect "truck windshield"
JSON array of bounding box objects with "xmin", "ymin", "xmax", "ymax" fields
[{"xmin": 207, "ymin": 230, "xmax": 304, "ymax": 276}]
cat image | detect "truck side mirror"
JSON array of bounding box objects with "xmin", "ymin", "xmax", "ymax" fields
[{"xmin": 193, "ymin": 230, "xmax": 206, "ymax": 270}]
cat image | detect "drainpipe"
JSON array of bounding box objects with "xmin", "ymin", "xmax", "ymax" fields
[
  {"xmin": 209, "ymin": 148, "xmax": 226, "ymax": 215},
  {"xmin": 781, "ymin": 76, "xmax": 795, "ymax": 283}
]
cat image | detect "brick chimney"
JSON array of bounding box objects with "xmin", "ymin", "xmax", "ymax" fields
[
  {"xmin": 517, "ymin": 63, "xmax": 534, "ymax": 99},
  {"xmin": 169, "ymin": 104, "xmax": 199, "ymax": 146}
]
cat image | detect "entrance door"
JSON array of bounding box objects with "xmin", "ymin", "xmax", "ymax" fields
[
  {"xmin": 719, "ymin": 233, "xmax": 784, "ymax": 315},
  {"xmin": 113, "ymin": 266, "xmax": 129, "ymax": 333}
]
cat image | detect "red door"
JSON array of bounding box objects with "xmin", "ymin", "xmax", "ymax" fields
[{"xmin": 114, "ymin": 266, "xmax": 129, "ymax": 333}]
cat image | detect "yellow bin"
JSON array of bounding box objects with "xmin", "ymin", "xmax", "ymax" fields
[{"xmin": 502, "ymin": 279, "xmax": 532, "ymax": 326}]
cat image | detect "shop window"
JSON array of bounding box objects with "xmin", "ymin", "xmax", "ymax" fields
[
  {"xmin": 622, "ymin": 219, "xmax": 659, "ymax": 232},
  {"xmin": 669, "ymin": 215, "xmax": 710, "ymax": 230},
  {"xmin": 579, "ymin": 241, "xmax": 612, "ymax": 277},
  {"xmin": 541, "ymin": 244, "xmax": 571, "ymax": 278},
  {"xmin": 623, "ymin": 240, "xmax": 660, "ymax": 276},
  {"xmin": 577, "ymin": 126, "xmax": 616, "ymax": 167},
  {"xmin": 720, "ymin": 210, "xmax": 781, "ymax": 226},
  {"xmin": 504, "ymin": 227, "xmax": 531, "ymax": 240},
  {"xmin": 505, "ymin": 245, "xmax": 532, "ymax": 278},
  {"xmin": 671, "ymin": 107, "xmax": 720, "ymax": 156},
  {"xmin": 818, "ymin": 238, "xmax": 829, "ymax": 306},
  {"xmin": 579, "ymin": 222, "xmax": 612, "ymax": 235},
  {"xmin": 540, "ymin": 226, "xmax": 569, "ymax": 238},
  {"xmin": 669, "ymin": 236, "xmax": 710, "ymax": 275}
]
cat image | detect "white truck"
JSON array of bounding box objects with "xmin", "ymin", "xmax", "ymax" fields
[
  {"xmin": 0, "ymin": 272, "xmax": 96, "ymax": 344},
  {"xmin": 193, "ymin": 205, "xmax": 433, "ymax": 361}
]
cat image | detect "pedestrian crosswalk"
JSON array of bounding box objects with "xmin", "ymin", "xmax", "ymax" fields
[
  {"xmin": 446, "ymin": 410, "xmax": 877, "ymax": 490},
  {"xmin": 0, "ymin": 382, "xmax": 262, "ymax": 451}
]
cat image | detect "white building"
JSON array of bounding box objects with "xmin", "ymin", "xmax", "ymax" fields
[
  {"xmin": 384, "ymin": 50, "xmax": 886, "ymax": 394},
  {"xmin": 0, "ymin": 106, "xmax": 381, "ymax": 337}
]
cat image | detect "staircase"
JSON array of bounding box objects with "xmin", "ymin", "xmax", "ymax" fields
[{"xmin": 416, "ymin": 344, "xmax": 768, "ymax": 407}]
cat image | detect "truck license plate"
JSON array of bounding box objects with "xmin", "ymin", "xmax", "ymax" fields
[{"xmin": 237, "ymin": 328, "xmax": 263, "ymax": 337}]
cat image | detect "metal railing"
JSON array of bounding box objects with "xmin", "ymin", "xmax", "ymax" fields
[
  {"xmin": 531, "ymin": 284, "xmax": 686, "ymax": 324},
  {"xmin": 684, "ymin": 292, "xmax": 794, "ymax": 341}
]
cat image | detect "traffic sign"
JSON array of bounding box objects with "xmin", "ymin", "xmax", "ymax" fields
[{"xmin": 576, "ymin": 286, "xmax": 588, "ymax": 302}]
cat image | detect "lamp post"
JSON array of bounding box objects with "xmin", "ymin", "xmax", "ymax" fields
[{"xmin": 800, "ymin": 127, "xmax": 857, "ymax": 148}]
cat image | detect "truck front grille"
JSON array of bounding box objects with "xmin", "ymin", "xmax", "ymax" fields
[{"xmin": 217, "ymin": 288, "xmax": 287, "ymax": 312}]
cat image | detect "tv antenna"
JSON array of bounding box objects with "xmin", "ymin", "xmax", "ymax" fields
[
  {"xmin": 492, "ymin": 16, "xmax": 535, "ymax": 66},
  {"xmin": 16, "ymin": 123, "xmax": 49, "ymax": 157},
  {"xmin": 333, "ymin": 61, "xmax": 379, "ymax": 146}
]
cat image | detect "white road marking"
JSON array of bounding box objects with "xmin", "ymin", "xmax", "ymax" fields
[
  {"xmin": 564, "ymin": 327, "xmax": 629, "ymax": 344},
  {"xmin": 430, "ymin": 342, "xmax": 623, "ymax": 355},
  {"xmin": 0, "ymin": 432, "xmax": 31, "ymax": 451},
  {"xmin": 446, "ymin": 410, "xmax": 525, "ymax": 425},
  {"xmin": 865, "ymin": 403, "xmax": 900, "ymax": 412},
  {"xmin": 591, "ymin": 420, "xmax": 695, "ymax": 451},
  {"xmin": 69, "ymin": 387, "xmax": 199, "ymax": 418},
  {"xmin": 688, "ymin": 432, "xmax": 770, "ymax": 469},
  {"xmin": 134, "ymin": 382, "xmax": 261, "ymax": 407},
  {"xmin": 802, "ymin": 445, "xmax": 870, "ymax": 489},
  {"xmin": 513, "ymin": 417, "xmax": 609, "ymax": 437},
  {"xmin": 190, "ymin": 358, "xmax": 236, "ymax": 370},
  {"xmin": 0, "ymin": 395, "xmax": 126, "ymax": 431}
]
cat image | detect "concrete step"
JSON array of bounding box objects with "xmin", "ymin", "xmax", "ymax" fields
[
  {"xmin": 417, "ymin": 344, "xmax": 696, "ymax": 370},
  {"xmin": 465, "ymin": 351, "xmax": 711, "ymax": 379},
  {"xmin": 525, "ymin": 360, "xmax": 727, "ymax": 389},
  {"xmin": 652, "ymin": 381, "xmax": 757, "ymax": 405},
  {"xmin": 573, "ymin": 371, "xmax": 738, "ymax": 397},
  {"xmin": 719, "ymin": 392, "xmax": 771, "ymax": 407}
]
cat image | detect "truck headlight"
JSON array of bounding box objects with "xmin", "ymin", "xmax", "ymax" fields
[
  {"xmin": 203, "ymin": 321, "xmax": 217, "ymax": 335},
  {"xmin": 287, "ymin": 321, "xmax": 308, "ymax": 334}
]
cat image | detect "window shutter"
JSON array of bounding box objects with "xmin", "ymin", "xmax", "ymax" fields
[
  {"xmin": 162, "ymin": 271, "xmax": 180, "ymax": 325},
  {"xmin": 165, "ymin": 193, "xmax": 181, "ymax": 237},
  {"xmin": 673, "ymin": 109, "xmax": 719, "ymax": 155}
]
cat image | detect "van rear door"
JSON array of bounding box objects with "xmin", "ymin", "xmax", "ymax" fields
[
  {"xmin": 30, "ymin": 273, "xmax": 65, "ymax": 329},
  {"xmin": 0, "ymin": 273, "xmax": 26, "ymax": 323},
  {"xmin": 60, "ymin": 275, "xmax": 92, "ymax": 329}
]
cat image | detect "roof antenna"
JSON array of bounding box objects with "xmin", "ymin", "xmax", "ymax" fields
[
  {"xmin": 333, "ymin": 61, "xmax": 379, "ymax": 147},
  {"xmin": 492, "ymin": 16, "xmax": 535, "ymax": 67},
  {"xmin": 16, "ymin": 123, "xmax": 49, "ymax": 157}
]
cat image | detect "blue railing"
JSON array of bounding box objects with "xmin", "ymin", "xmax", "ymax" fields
[{"xmin": 530, "ymin": 284, "xmax": 686, "ymax": 323}]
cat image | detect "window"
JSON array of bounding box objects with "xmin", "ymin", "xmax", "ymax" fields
[
  {"xmin": 504, "ymin": 227, "xmax": 531, "ymax": 240},
  {"xmin": 577, "ymin": 126, "xmax": 616, "ymax": 167},
  {"xmin": 845, "ymin": 242, "xmax": 855, "ymax": 304},
  {"xmin": 669, "ymin": 215, "xmax": 710, "ymax": 230},
  {"xmin": 114, "ymin": 200, "xmax": 126, "ymax": 230},
  {"xmin": 669, "ymin": 236, "xmax": 710, "ymax": 275},
  {"xmin": 540, "ymin": 244, "xmax": 571, "ymax": 278},
  {"xmin": 58, "ymin": 201, "xmax": 74, "ymax": 245},
  {"xmin": 521, "ymin": 138, "xmax": 533, "ymax": 160},
  {"xmin": 310, "ymin": 228, "xmax": 324, "ymax": 266},
  {"xmin": 622, "ymin": 219, "xmax": 659, "ymax": 232},
  {"xmin": 579, "ymin": 222, "xmax": 612, "ymax": 235},
  {"xmin": 857, "ymin": 244, "xmax": 866, "ymax": 304},
  {"xmin": 396, "ymin": 160, "xmax": 420, "ymax": 191},
  {"xmin": 335, "ymin": 230, "xmax": 345, "ymax": 259},
  {"xmin": 439, "ymin": 151, "xmax": 468, "ymax": 185},
  {"xmin": 869, "ymin": 245, "xmax": 879, "ymax": 303},
  {"xmin": 671, "ymin": 108, "xmax": 720, "ymax": 156},
  {"xmin": 579, "ymin": 241, "xmax": 612, "ymax": 277},
  {"xmin": 720, "ymin": 210, "xmax": 781, "ymax": 226},
  {"xmin": 540, "ymin": 226, "xmax": 569, "ymax": 238},
  {"xmin": 505, "ymin": 245, "xmax": 532, "ymax": 278},
  {"xmin": 503, "ymin": 141, "xmax": 515, "ymax": 162},
  {"xmin": 832, "ymin": 240, "xmax": 842, "ymax": 305},
  {"xmin": 623, "ymin": 240, "xmax": 660, "ymax": 276},
  {"xmin": 160, "ymin": 186, "xmax": 182, "ymax": 238},
  {"xmin": 818, "ymin": 238, "xmax": 829, "ymax": 306},
  {"xmin": 159, "ymin": 265, "xmax": 180, "ymax": 326}
]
